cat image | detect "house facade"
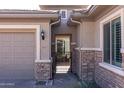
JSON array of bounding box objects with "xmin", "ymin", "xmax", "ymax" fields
[{"xmin": 0, "ymin": 5, "xmax": 124, "ymax": 88}]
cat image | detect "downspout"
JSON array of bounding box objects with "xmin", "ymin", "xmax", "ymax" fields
[
  {"xmin": 70, "ymin": 18, "xmax": 81, "ymax": 49},
  {"xmin": 49, "ymin": 18, "xmax": 60, "ymax": 77},
  {"xmin": 70, "ymin": 18, "xmax": 82, "ymax": 80},
  {"xmin": 50, "ymin": 18, "xmax": 61, "ymax": 60}
]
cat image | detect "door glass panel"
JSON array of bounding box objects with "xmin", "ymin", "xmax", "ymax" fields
[{"xmin": 55, "ymin": 36, "xmax": 71, "ymax": 63}]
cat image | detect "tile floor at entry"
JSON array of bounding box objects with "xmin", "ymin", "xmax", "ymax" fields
[{"xmin": 0, "ymin": 73, "xmax": 82, "ymax": 88}]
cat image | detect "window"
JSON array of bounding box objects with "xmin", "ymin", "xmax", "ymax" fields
[
  {"xmin": 103, "ymin": 17, "xmax": 122, "ymax": 67},
  {"xmin": 60, "ymin": 10, "xmax": 67, "ymax": 19}
]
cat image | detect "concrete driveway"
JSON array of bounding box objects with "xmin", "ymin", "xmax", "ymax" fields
[{"xmin": 0, "ymin": 73, "xmax": 82, "ymax": 88}]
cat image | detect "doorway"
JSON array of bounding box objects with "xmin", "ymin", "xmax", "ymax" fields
[{"xmin": 55, "ymin": 35, "xmax": 72, "ymax": 73}]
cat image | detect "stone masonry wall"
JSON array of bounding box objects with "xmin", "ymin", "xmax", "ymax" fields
[
  {"xmin": 75, "ymin": 50, "xmax": 81, "ymax": 79},
  {"xmin": 75, "ymin": 49, "xmax": 124, "ymax": 87},
  {"xmin": 95, "ymin": 52, "xmax": 124, "ymax": 88},
  {"xmin": 80, "ymin": 50, "xmax": 96, "ymax": 84},
  {"xmin": 35, "ymin": 62, "xmax": 52, "ymax": 81}
]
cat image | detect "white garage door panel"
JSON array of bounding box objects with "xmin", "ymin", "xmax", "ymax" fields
[
  {"xmin": 0, "ymin": 42, "xmax": 12, "ymax": 47},
  {"xmin": 14, "ymin": 47, "xmax": 34, "ymax": 52},
  {"xmin": 0, "ymin": 32, "xmax": 35, "ymax": 80},
  {"xmin": 13, "ymin": 42, "xmax": 34, "ymax": 47}
]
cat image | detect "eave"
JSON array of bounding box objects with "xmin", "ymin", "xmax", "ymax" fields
[
  {"xmin": 69, "ymin": 5, "xmax": 118, "ymax": 23},
  {"xmin": 0, "ymin": 9, "xmax": 59, "ymax": 19}
]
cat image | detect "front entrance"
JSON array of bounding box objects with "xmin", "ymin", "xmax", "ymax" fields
[{"xmin": 55, "ymin": 35, "xmax": 72, "ymax": 73}]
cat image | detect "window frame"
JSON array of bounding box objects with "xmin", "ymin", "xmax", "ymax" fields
[
  {"xmin": 103, "ymin": 17, "xmax": 121, "ymax": 67},
  {"xmin": 100, "ymin": 8, "xmax": 124, "ymax": 68}
]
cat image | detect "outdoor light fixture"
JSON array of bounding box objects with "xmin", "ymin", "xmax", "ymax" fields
[{"xmin": 41, "ymin": 29, "xmax": 45, "ymax": 40}]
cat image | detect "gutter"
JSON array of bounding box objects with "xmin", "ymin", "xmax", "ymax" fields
[
  {"xmin": 70, "ymin": 18, "xmax": 81, "ymax": 25},
  {"xmin": 50, "ymin": 17, "xmax": 60, "ymax": 76},
  {"xmin": 0, "ymin": 10, "xmax": 59, "ymax": 18},
  {"xmin": 0, "ymin": 14, "xmax": 59, "ymax": 18},
  {"xmin": 72, "ymin": 5, "xmax": 98, "ymax": 18}
]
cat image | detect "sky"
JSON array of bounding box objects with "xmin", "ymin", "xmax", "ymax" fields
[
  {"xmin": 0, "ymin": 0, "xmax": 40, "ymax": 10},
  {"xmin": 0, "ymin": 0, "xmax": 123, "ymax": 10}
]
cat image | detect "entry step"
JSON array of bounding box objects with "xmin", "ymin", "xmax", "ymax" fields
[{"xmin": 56, "ymin": 66, "xmax": 70, "ymax": 73}]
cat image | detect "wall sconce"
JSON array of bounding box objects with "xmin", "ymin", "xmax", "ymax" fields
[{"xmin": 41, "ymin": 29, "xmax": 45, "ymax": 40}]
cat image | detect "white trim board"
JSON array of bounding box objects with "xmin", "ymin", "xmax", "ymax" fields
[
  {"xmin": 100, "ymin": 8, "xmax": 124, "ymax": 50},
  {"xmin": 0, "ymin": 25, "xmax": 40, "ymax": 29},
  {"xmin": 80, "ymin": 48, "xmax": 102, "ymax": 51},
  {"xmin": 120, "ymin": 48, "xmax": 124, "ymax": 53},
  {"xmin": 35, "ymin": 60, "xmax": 51, "ymax": 63},
  {"xmin": 74, "ymin": 47, "xmax": 102, "ymax": 51}
]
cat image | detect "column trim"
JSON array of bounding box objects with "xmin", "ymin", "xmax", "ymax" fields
[
  {"xmin": 36, "ymin": 25, "xmax": 41, "ymax": 60},
  {"xmin": 74, "ymin": 47, "xmax": 102, "ymax": 51},
  {"xmin": 35, "ymin": 60, "xmax": 51, "ymax": 63}
]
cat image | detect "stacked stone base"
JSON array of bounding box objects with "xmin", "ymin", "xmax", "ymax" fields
[
  {"xmin": 95, "ymin": 52, "xmax": 124, "ymax": 88},
  {"xmin": 81, "ymin": 50, "xmax": 95, "ymax": 84},
  {"xmin": 35, "ymin": 62, "xmax": 52, "ymax": 81},
  {"xmin": 78, "ymin": 50, "xmax": 124, "ymax": 87},
  {"xmin": 95, "ymin": 66, "xmax": 124, "ymax": 88}
]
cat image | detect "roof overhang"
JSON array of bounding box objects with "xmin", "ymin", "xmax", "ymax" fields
[
  {"xmin": 70, "ymin": 5, "xmax": 118, "ymax": 22},
  {"xmin": 40, "ymin": 5, "xmax": 88, "ymax": 10},
  {"xmin": 0, "ymin": 10, "xmax": 59, "ymax": 19}
]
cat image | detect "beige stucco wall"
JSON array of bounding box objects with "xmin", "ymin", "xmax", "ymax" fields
[
  {"xmin": 76, "ymin": 25, "xmax": 80, "ymax": 47},
  {"xmin": 51, "ymin": 9, "xmax": 77, "ymax": 73},
  {"xmin": 0, "ymin": 18, "xmax": 51, "ymax": 60},
  {"xmin": 94, "ymin": 6, "xmax": 123, "ymax": 48},
  {"xmin": 40, "ymin": 5, "xmax": 88, "ymax": 10},
  {"xmin": 51, "ymin": 10, "xmax": 77, "ymax": 52},
  {"xmin": 76, "ymin": 21, "xmax": 95, "ymax": 48},
  {"xmin": 80, "ymin": 21, "xmax": 95, "ymax": 48},
  {"xmin": 78, "ymin": 6, "xmax": 124, "ymax": 49}
]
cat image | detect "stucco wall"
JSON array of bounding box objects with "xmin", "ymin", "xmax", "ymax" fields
[
  {"xmin": 94, "ymin": 6, "xmax": 124, "ymax": 88},
  {"xmin": 76, "ymin": 25, "xmax": 80, "ymax": 47},
  {"xmin": 51, "ymin": 10, "xmax": 77, "ymax": 73},
  {"xmin": 80, "ymin": 21, "xmax": 95, "ymax": 48},
  {"xmin": 51, "ymin": 10, "xmax": 77, "ymax": 52},
  {"xmin": 94, "ymin": 6, "xmax": 123, "ymax": 48}
]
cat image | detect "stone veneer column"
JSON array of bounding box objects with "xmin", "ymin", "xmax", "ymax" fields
[
  {"xmin": 35, "ymin": 61, "xmax": 52, "ymax": 81},
  {"xmin": 121, "ymin": 53, "xmax": 124, "ymax": 68},
  {"xmin": 75, "ymin": 49, "xmax": 82, "ymax": 79},
  {"xmin": 81, "ymin": 50, "xmax": 124, "ymax": 88},
  {"xmin": 95, "ymin": 51, "xmax": 124, "ymax": 88},
  {"xmin": 34, "ymin": 25, "xmax": 52, "ymax": 81},
  {"xmin": 94, "ymin": 51, "xmax": 103, "ymax": 83},
  {"xmin": 80, "ymin": 50, "xmax": 103, "ymax": 84},
  {"xmin": 80, "ymin": 50, "xmax": 96, "ymax": 84},
  {"xmin": 94, "ymin": 51, "xmax": 103, "ymax": 65}
]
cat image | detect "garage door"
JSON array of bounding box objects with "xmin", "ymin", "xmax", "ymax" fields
[{"xmin": 0, "ymin": 32, "xmax": 35, "ymax": 80}]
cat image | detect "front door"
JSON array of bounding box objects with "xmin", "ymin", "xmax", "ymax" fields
[{"xmin": 55, "ymin": 35, "xmax": 71, "ymax": 73}]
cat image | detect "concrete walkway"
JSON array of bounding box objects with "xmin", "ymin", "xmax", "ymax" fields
[
  {"xmin": 0, "ymin": 73, "xmax": 82, "ymax": 88},
  {"xmin": 36, "ymin": 72, "xmax": 82, "ymax": 88},
  {"xmin": 52, "ymin": 73, "xmax": 82, "ymax": 88}
]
